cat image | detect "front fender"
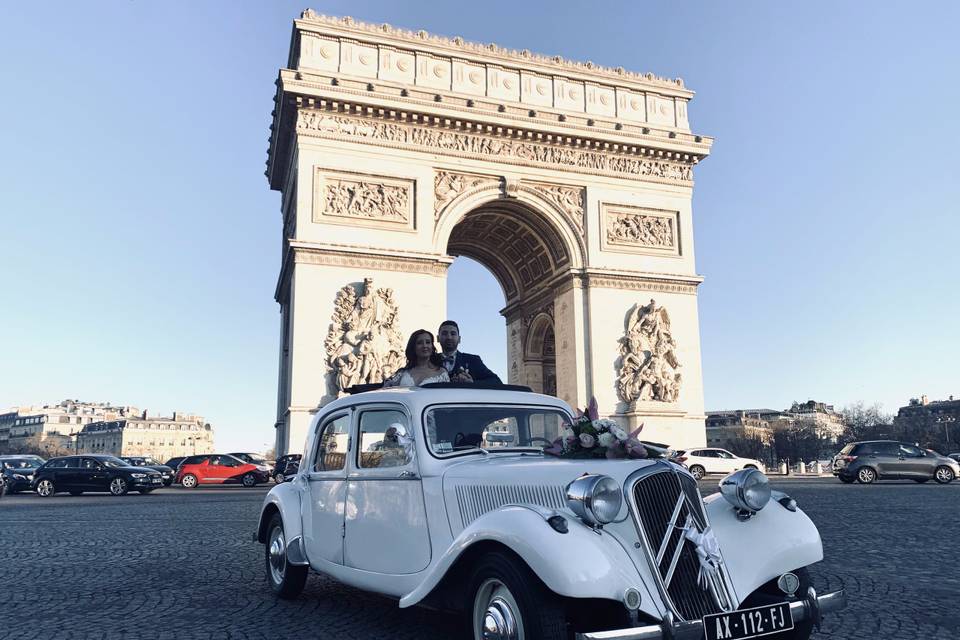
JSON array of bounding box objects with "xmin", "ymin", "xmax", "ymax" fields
[
  {"xmin": 256, "ymin": 481, "xmax": 303, "ymax": 546},
  {"xmin": 706, "ymin": 493, "xmax": 823, "ymax": 604},
  {"xmin": 400, "ymin": 505, "xmax": 657, "ymax": 614}
]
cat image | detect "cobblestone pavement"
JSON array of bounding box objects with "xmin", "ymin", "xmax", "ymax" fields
[{"xmin": 1, "ymin": 478, "xmax": 957, "ymax": 639}]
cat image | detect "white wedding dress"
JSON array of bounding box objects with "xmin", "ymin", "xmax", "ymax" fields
[{"xmin": 383, "ymin": 368, "xmax": 450, "ymax": 387}]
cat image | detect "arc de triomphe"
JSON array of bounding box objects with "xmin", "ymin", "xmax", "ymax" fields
[{"xmin": 267, "ymin": 11, "xmax": 714, "ymax": 455}]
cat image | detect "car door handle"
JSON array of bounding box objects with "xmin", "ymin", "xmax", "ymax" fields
[{"xmin": 398, "ymin": 470, "xmax": 418, "ymax": 479}]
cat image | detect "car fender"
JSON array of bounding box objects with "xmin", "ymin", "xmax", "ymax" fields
[
  {"xmin": 705, "ymin": 493, "xmax": 823, "ymax": 604},
  {"xmin": 256, "ymin": 481, "xmax": 303, "ymax": 550},
  {"xmin": 400, "ymin": 505, "xmax": 657, "ymax": 613}
]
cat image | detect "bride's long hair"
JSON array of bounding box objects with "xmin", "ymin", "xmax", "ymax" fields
[{"xmin": 404, "ymin": 329, "xmax": 444, "ymax": 370}]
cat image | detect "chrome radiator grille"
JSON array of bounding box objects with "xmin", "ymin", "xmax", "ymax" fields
[
  {"xmin": 631, "ymin": 468, "xmax": 732, "ymax": 621},
  {"xmin": 455, "ymin": 484, "xmax": 566, "ymax": 526}
]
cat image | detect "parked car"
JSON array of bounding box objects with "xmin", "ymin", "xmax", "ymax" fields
[
  {"xmin": 271, "ymin": 454, "xmax": 302, "ymax": 483},
  {"xmin": 948, "ymin": 453, "xmax": 960, "ymax": 463},
  {"xmin": 831, "ymin": 440, "xmax": 959, "ymax": 484},
  {"xmin": 163, "ymin": 456, "xmax": 189, "ymax": 476},
  {"xmin": 177, "ymin": 454, "xmax": 271, "ymax": 488},
  {"xmin": 121, "ymin": 456, "xmax": 175, "ymax": 486},
  {"xmin": 255, "ymin": 385, "xmax": 845, "ymax": 639},
  {"xmin": 675, "ymin": 447, "xmax": 765, "ymax": 480},
  {"xmin": 0, "ymin": 457, "xmax": 43, "ymax": 494},
  {"xmin": 32, "ymin": 455, "xmax": 164, "ymax": 496}
]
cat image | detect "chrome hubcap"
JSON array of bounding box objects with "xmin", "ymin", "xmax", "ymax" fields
[
  {"xmin": 111, "ymin": 479, "xmax": 125, "ymax": 494},
  {"xmin": 268, "ymin": 526, "xmax": 286, "ymax": 584},
  {"xmin": 244, "ymin": 475, "xmax": 255, "ymax": 486},
  {"xmin": 859, "ymin": 469, "xmax": 874, "ymax": 482},
  {"xmin": 183, "ymin": 476, "xmax": 195, "ymax": 487},
  {"xmin": 38, "ymin": 481, "xmax": 52, "ymax": 496},
  {"xmin": 474, "ymin": 579, "xmax": 522, "ymax": 640},
  {"xmin": 937, "ymin": 468, "xmax": 951, "ymax": 481}
]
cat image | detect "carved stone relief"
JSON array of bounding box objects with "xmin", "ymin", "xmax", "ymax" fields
[
  {"xmin": 297, "ymin": 111, "xmax": 693, "ymax": 184},
  {"xmin": 602, "ymin": 204, "xmax": 680, "ymax": 255},
  {"xmin": 617, "ymin": 299, "xmax": 682, "ymax": 404},
  {"xmin": 527, "ymin": 182, "xmax": 584, "ymax": 235},
  {"xmin": 434, "ymin": 171, "xmax": 498, "ymax": 220},
  {"xmin": 316, "ymin": 169, "xmax": 413, "ymax": 227},
  {"xmin": 324, "ymin": 278, "xmax": 404, "ymax": 395}
]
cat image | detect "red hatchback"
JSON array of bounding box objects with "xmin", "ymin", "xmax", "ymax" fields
[{"xmin": 176, "ymin": 454, "xmax": 271, "ymax": 488}]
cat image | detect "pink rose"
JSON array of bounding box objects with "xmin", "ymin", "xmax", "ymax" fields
[{"xmin": 579, "ymin": 433, "xmax": 597, "ymax": 448}]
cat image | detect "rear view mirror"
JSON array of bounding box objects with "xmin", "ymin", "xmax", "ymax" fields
[{"xmin": 485, "ymin": 432, "xmax": 515, "ymax": 444}]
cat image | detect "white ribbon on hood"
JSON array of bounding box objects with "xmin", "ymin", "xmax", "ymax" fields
[{"xmin": 678, "ymin": 513, "xmax": 722, "ymax": 589}]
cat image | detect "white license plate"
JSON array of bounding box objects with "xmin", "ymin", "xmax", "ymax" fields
[{"xmin": 704, "ymin": 602, "xmax": 793, "ymax": 640}]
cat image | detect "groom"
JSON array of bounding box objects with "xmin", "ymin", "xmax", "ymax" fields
[{"xmin": 438, "ymin": 320, "xmax": 502, "ymax": 384}]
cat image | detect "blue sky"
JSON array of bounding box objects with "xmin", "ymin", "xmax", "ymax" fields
[{"xmin": 2, "ymin": 1, "xmax": 957, "ymax": 451}]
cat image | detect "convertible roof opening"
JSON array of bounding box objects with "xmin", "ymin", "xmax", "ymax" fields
[{"xmin": 345, "ymin": 382, "xmax": 533, "ymax": 394}]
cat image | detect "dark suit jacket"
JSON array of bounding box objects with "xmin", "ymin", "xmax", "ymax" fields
[{"xmin": 450, "ymin": 351, "xmax": 502, "ymax": 384}]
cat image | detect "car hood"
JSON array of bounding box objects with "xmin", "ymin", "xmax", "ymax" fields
[
  {"xmin": 119, "ymin": 466, "xmax": 161, "ymax": 475},
  {"xmin": 441, "ymin": 454, "xmax": 680, "ymax": 534},
  {"xmin": 144, "ymin": 465, "xmax": 173, "ymax": 474}
]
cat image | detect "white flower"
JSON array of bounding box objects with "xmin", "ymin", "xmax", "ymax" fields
[
  {"xmin": 611, "ymin": 425, "xmax": 629, "ymax": 441},
  {"xmin": 562, "ymin": 428, "xmax": 575, "ymax": 439},
  {"xmin": 579, "ymin": 433, "xmax": 597, "ymax": 448},
  {"xmin": 598, "ymin": 432, "xmax": 616, "ymax": 448}
]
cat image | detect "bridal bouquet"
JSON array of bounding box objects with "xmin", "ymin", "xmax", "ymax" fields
[{"xmin": 543, "ymin": 398, "xmax": 654, "ymax": 460}]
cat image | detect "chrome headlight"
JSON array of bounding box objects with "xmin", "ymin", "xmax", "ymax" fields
[
  {"xmin": 131, "ymin": 473, "xmax": 147, "ymax": 479},
  {"xmin": 566, "ymin": 474, "xmax": 622, "ymax": 526},
  {"xmin": 719, "ymin": 468, "xmax": 771, "ymax": 514}
]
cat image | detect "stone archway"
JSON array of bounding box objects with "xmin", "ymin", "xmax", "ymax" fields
[{"xmin": 267, "ymin": 12, "xmax": 713, "ymax": 455}]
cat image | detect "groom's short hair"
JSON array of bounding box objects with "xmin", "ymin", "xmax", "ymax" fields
[{"xmin": 439, "ymin": 320, "xmax": 460, "ymax": 331}]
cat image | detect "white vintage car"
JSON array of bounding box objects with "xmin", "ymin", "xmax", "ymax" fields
[{"xmin": 255, "ymin": 385, "xmax": 845, "ymax": 640}]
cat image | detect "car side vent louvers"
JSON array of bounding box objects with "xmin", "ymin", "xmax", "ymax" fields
[
  {"xmin": 456, "ymin": 484, "xmax": 566, "ymax": 526},
  {"xmin": 632, "ymin": 469, "xmax": 734, "ymax": 621}
]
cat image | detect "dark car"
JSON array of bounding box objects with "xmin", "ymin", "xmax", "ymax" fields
[
  {"xmin": 832, "ymin": 440, "xmax": 960, "ymax": 484},
  {"xmin": 271, "ymin": 454, "xmax": 302, "ymax": 483},
  {"xmin": 228, "ymin": 452, "xmax": 270, "ymax": 466},
  {"xmin": 32, "ymin": 455, "xmax": 164, "ymax": 497},
  {"xmin": 121, "ymin": 456, "xmax": 175, "ymax": 486},
  {"xmin": 0, "ymin": 457, "xmax": 43, "ymax": 494},
  {"xmin": 163, "ymin": 456, "xmax": 188, "ymax": 476}
]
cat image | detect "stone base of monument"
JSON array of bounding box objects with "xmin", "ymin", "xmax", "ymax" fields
[{"xmin": 614, "ymin": 402, "xmax": 705, "ymax": 449}]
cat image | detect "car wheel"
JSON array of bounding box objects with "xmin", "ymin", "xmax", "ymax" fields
[
  {"xmin": 69, "ymin": 491, "xmax": 83, "ymax": 496},
  {"xmin": 856, "ymin": 467, "xmax": 877, "ymax": 484},
  {"xmin": 242, "ymin": 473, "xmax": 257, "ymax": 488},
  {"xmin": 467, "ymin": 551, "xmax": 566, "ymax": 640},
  {"xmin": 36, "ymin": 479, "xmax": 55, "ymax": 497},
  {"xmin": 181, "ymin": 474, "xmax": 198, "ymax": 489},
  {"xmin": 689, "ymin": 465, "xmax": 706, "ymax": 481},
  {"xmin": 935, "ymin": 466, "xmax": 955, "ymax": 484},
  {"xmin": 265, "ymin": 513, "xmax": 308, "ymax": 599},
  {"xmin": 274, "ymin": 473, "xmax": 285, "ymax": 484},
  {"xmin": 839, "ymin": 476, "xmax": 855, "ymax": 484},
  {"xmin": 109, "ymin": 477, "xmax": 129, "ymax": 496}
]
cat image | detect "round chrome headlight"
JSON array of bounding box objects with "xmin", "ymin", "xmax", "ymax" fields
[
  {"xmin": 719, "ymin": 468, "xmax": 771, "ymax": 513},
  {"xmin": 566, "ymin": 474, "xmax": 622, "ymax": 526}
]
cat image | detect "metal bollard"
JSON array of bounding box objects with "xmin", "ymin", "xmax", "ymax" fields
[
  {"xmin": 780, "ymin": 462, "xmax": 788, "ymax": 475},
  {"xmin": 799, "ymin": 461, "xmax": 807, "ymax": 474}
]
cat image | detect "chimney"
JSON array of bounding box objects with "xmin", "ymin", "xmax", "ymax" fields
[
  {"xmin": 921, "ymin": 395, "xmax": 929, "ymax": 406},
  {"xmin": 141, "ymin": 409, "xmax": 147, "ymax": 419}
]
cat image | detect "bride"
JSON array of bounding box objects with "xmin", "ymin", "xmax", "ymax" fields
[{"xmin": 383, "ymin": 329, "xmax": 450, "ymax": 387}]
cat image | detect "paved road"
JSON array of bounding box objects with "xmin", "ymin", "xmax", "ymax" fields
[{"xmin": 1, "ymin": 478, "xmax": 957, "ymax": 639}]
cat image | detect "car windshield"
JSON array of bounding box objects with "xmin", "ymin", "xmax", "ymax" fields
[
  {"xmin": 3, "ymin": 459, "xmax": 40, "ymax": 469},
  {"xmin": 424, "ymin": 404, "xmax": 570, "ymax": 456},
  {"xmin": 101, "ymin": 457, "xmax": 130, "ymax": 468}
]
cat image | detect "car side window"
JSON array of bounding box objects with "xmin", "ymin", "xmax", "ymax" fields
[
  {"xmin": 876, "ymin": 443, "xmax": 899, "ymax": 455},
  {"xmin": 47, "ymin": 458, "xmax": 68, "ymax": 469},
  {"xmin": 81, "ymin": 458, "xmax": 101, "ymax": 469},
  {"xmin": 64, "ymin": 457, "xmax": 80, "ymax": 468},
  {"xmin": 314, "ymin": 414, "xmax": 350, "ymax": 472},
  {"xmin": 899, "ymin": 444, "xmax": 923, "ymax": 457},
  {"xmin": 358, "ymin": 409, "xmax": 413, "ymax": 469}
]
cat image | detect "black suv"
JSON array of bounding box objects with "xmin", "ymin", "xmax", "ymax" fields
[
  {"xmin": 121, "ymin": 456, "xmax": 175, "ymax": 486},
  {"xmin": 32, "ymin": 455, "xmax": 164, "ymax": 497},
  {"xmin": 0, "ymin": 456, "xmax": 44, "ymax": 494},
  {"xmin": 832, "ymin": 440, "xmax": 960, "ymax": 484},
  {"xmin": 271, "ymin": 454, "xmax": 301, "ymax": 483}
]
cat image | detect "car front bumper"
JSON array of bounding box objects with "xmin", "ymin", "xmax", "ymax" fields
[{"xmin": 576, "ymin": 588, "xmax": 846, "ymax": 640}]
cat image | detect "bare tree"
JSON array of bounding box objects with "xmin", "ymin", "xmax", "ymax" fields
[{"xmin": 840, "ymin": 402, "xmax": 893, "ymax": 442}]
